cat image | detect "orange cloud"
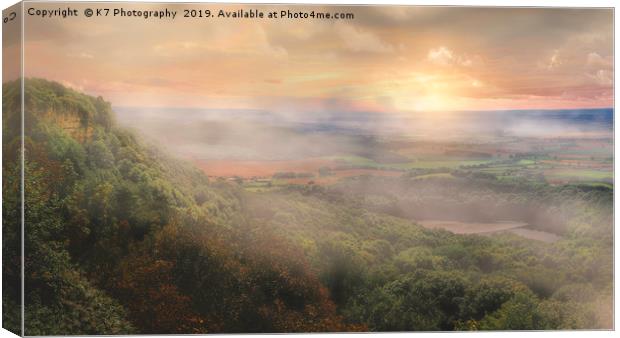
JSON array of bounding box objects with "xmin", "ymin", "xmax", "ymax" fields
[{"xmin": 20, "ymin": 4, "xmax": 613, "ymax": 112}]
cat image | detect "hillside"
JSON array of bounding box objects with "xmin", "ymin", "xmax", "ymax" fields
[
  {"xmin": 2, "ymin": 79, "xmax": 613, "ymax": 334},
  {"xmin": 3, "ymin": 79, "xmax": 355, "ymax": 335}
]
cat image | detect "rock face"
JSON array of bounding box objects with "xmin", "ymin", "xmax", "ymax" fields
[
  {"xmin": 41, "ymin": 109, "xmax": 93, "ymax": 143},
  {"xmin": 3, "ymin": 78, "xmax": 113, "ymax": 144}
]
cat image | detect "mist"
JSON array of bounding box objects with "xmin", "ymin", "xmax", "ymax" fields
[
  {"xmin": 113, "ymin": 106, "xmax": 613, "ymax": 163},
  {"xmin": 112, "ymin": 104, "xmax": 612, "ymax": 239}
]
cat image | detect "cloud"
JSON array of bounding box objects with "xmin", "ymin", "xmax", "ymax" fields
[
  {"xmin": 264, "ymin": 79, "xmax": 282, "ymax": 84},
  {"xmin": 124, "ymin": 77, "xmax": 193, "ymax": 89},
  {"xmin": 67, "ymin": 52, "xmax": 94, "ymax": 59},
  {"xmin": 21, "ymin": 4, "xmax": 613, "ymax": 111},
  {"xmin": 60, "ymin": 80, "xmax": 86, "ymax": 92},
  {"xmin": 336, "ymin": 24, "xmax": 394, "ymax": 54},
  {"xmin": 427, "ymin": 46, "xmax": 453, "ymax": 65},
  {"xmin": 427, "ymin": 46, "xmax": 473, "ymax": 66},
  {"xmin": 547, "ymin": 50, "xmax": 562, "ymax": 69},
  {"xmin": 536, "ymin": 49, "xmax": 563, "ymax": 70},
  {"xmin": 153, "ymin": 27, "xmax": 288, "ymax": 60},
  {"xmin": 588, "ymin": 70, "xmax": 613, "ymax": 86},
  {"xmin": 586, "ymin": 52, "xmax": 612, "ymax": 69},
  {"xmin": 584, "ymin": 52, "xmax": 613, "ymax": 86}
]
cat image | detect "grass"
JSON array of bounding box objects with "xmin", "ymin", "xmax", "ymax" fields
[
  {"xmin": 480, "ymin": 168, "xmax": 514, "ymax": 174},
  {"xmin": 573, "ymin": 182, "xmax": 614, "ymax": 189},
  {"xmin": 516, "ymin": 159, "xmax": 537, "ymax": 165},
  {"xmin": 247, "ymin": 153, "xmax": 613, "ymax": 187},
  {"xmin": 394, "ymin": 160, "xmax": 492, "ymax": 169},
  {"xmin": 545, "ymin": 169, "xmax": 613, "ymax": 181},
  {"xmin": 242, "ymin": 179, "xmax": 288, "ymax": 192},
  {"xmin": 329, "ymin": 155, "xmax": 493, "ymax": 170},
  {"xmin": 410, "ymin": 173, "xmax": 455, "ymax": 180}
]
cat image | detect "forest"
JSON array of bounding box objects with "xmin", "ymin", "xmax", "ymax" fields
[{"xmin": 2, "ymin": 78, "xmax": 613, "ymax": 335}]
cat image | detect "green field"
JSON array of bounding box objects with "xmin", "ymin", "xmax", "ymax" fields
[
  {"xmin": 545, "ymin": 169, "xmax": 613, "ymax": 181},
  {"xmin": 330, "ymin": 155, "xmax": 494, "ymax": 170}
]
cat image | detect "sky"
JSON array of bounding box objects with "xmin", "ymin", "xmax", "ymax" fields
[{"xmin": 17, "ymin": 4, "xmax": 614, "ymax": 113}]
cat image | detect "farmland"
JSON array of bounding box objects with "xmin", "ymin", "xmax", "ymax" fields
[
  {"xmin": 117, "ymin": 107, "xmax": 613, "ymax": 245},
  {"xmin": 191, "ymin": 135, "xmax": 612, "ymax": 189}
]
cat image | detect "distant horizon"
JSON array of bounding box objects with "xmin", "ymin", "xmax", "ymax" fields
[
  {"xmin": 113, "ymin": 104, "xmax": 615, "ymax": 113},
  {"xmin": 112, "ymin": 104, "xmax": 615, "ymax": 113},
  {"xmin": 9, "ymin": 76, "xmax": 614, "ymax": 113},
  {"xmin": 7, "ymin": 77, "xmax": 615, "ymax": 114}
]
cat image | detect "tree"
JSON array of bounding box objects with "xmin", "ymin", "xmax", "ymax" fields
[{"xmin": 479, "ymin": 291, "xmax": 543, "ymax": 330}]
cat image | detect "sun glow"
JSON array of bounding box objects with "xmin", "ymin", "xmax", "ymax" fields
[{"xmin": 21, "ymin": 4, "xmax": 613, "ymax": 111}]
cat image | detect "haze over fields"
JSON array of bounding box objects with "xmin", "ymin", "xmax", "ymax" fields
[
  {"xmin": 111, "ymin": 104, "xmax": 613, "ymax": 243},
  {"xmin": 115, "ymin": 106, "xmax": 612, "ymax": 181}
]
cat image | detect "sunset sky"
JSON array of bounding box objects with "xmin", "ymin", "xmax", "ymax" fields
[{"xmin": 18, "ymin": 4, "xmax": 614, "ymax": 112}]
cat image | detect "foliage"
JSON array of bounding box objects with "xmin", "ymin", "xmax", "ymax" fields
[{"xmin": 2, "ymin": 79, "xmax": 613, "ymax": 333}]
